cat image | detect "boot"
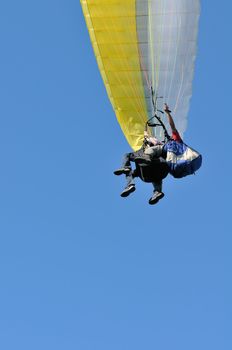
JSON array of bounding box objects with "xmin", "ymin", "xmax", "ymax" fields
[
  {"xmin": 149, "ymin": 191, "xmax": 164, "ymax": 205},
  {"xmin": 114, "ymin": 167, "xmax": 131, "ymax": 176},
  {"xmin": 120, "ymin": 184, "xmax": 136, "ymax": 197}
]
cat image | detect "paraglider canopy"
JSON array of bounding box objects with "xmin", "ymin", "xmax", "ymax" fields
[{"xmin": 80, "ymin": 0, "xmax": 200, "ymax": 150}]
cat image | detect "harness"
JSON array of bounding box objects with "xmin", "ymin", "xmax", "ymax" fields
[
  {"xmin": 133, "ymin": 157, "xmax": 169, "ymax": 183},
  {"xmin": 133, "ymin": 87, "xmax": 171, "ymax": 183}
]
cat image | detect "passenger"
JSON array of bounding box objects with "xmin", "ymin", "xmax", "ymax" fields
[{"xmin": 114, "ymin": 104, "xmax": 182, "ymax": 205}]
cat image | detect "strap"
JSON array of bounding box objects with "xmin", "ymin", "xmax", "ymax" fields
[{"xmin": 146, "ymin": 86, "xmax": 171, "ymax": 142}]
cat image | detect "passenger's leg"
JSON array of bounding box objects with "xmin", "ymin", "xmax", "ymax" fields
[
  {"xmin": 144, "ymin": 145, "xmax": 163, "ymax": 158},
  {"xmin": 120, "ymin": 169, "xmax": 136, "ymax": 197},
  {"xmin": 152, "ymin": 181, "xmax": 162, "ymax": 193},
  {"xmin": 149, "ymin": 180, "xmax": 165, "ymax": 205},
  {"xmin": 114, "ymin": 153, "xmax": 133, "ymax": 176}
]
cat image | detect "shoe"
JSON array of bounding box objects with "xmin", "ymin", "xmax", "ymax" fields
[
  {"xmin": 120, "ymin": 184, "xmax": 136, "ymax": 197},
  {"xmin": 149, "ymin": 191, "xmax": 164, "ymax": 205},
  {"xmin": 114, "ymin": 167, "xmax": 131, "ymax": 176}
]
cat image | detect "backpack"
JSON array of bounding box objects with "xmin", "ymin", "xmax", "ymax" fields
[{"xmin": 163, "ymin": 140, "xmax": 202, "ymax": 178}]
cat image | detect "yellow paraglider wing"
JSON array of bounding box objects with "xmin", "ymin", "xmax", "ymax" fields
[{"xmin": 80, "ymin": 0, "xmax": 148, "ymax": 150}]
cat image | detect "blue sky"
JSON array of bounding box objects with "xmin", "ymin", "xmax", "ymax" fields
[{"xmin": 0, "ymin": 1, "xmax": 231, "ymax": 349}]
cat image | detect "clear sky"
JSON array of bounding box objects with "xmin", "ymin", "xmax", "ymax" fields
[{"xmin": 0, "ymin": 1, "xmax": 231, "ymax": 349}]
